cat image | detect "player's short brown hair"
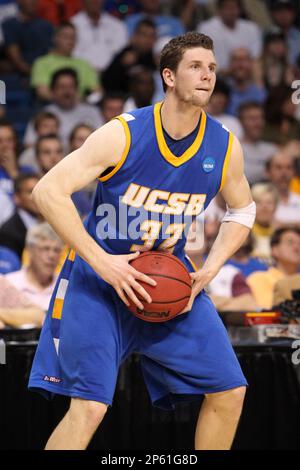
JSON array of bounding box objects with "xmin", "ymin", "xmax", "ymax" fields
[{"xmin": 159, "ymin": 32, "xmax": 214, "ymax": 92}]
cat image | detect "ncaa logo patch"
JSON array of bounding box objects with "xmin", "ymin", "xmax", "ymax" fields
[{"xmin": 202, "ymin": 157, "xmax": 215, "ymax": 173}]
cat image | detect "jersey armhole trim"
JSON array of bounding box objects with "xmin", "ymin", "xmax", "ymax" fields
[
  {"xmin": 98, "ymin": 115, "xmax": 131, "ymax": 183},
  {"xmin": 219, "ymin": 131, "xmax": 233, "ymax": 192}
]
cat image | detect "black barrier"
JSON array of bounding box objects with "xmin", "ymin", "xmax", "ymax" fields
[{"xmin": 0, "ymin": 329, "xmax": 300, "ymax": 450}]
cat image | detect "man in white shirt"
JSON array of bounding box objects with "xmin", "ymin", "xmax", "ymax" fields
[
  {"xmin": 24, "ymin": 68, "xmax": 103, "ymax": 149},
  {"xmin": 5, "ymin": 222, "xmax": 63, "ymax": 312},
  {"xmin": 239, "ymin": 102, "xmax": 278, "ymax": 185},
  {"xmin": 197, "ymin": 0, "xmax": 262, "ymax": 73},
  {"xmin": 71, "ymin": 0, "xmax": 128, "ymax": 72},
  {"xmin": 266, "ymin": 151, "xmax": 300, "ymax": 225}
]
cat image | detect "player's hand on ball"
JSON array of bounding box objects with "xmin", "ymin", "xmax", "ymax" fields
[
  {"xmin": 179, "ymin": 268, "xmax": 217, "ymax": 314},
  {"xmin": 100, "ymin": 251, "xmax": 157, "ymax": 310}
]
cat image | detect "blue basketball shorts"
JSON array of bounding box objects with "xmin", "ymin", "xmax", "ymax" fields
[{"xmin": 28, "ymin": 251, "xmax": 248, "ymax": 411}]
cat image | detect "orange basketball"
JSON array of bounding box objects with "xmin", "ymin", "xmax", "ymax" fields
[{"xmin": 127, "ymin": 251, "xmax": 192, "ymax": 322}]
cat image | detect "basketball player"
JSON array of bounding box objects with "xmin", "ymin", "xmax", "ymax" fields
[{"xmin": 28, "ymin": 32, "xmax": 256, "ymax": 450}]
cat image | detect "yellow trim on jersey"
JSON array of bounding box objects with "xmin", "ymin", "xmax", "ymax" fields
[
  {"xmin": 154, "ymin": 101, "xmax": 207, "ymax": 167},
  {"xmin": 219, "ymin": 132, "xmax": 233, "ymax": 192},
  {"xmin": 52, "ymin": 298, "xmax": 64, "ymax": 320},
  {"xmin": 184, "ymin": 254, "xmax": 198, "ymax": 272},
  {"xmin": 68, "ymin": 249, "xmax": 76, "ymax": 262},
  {"xmin": 98, "ymin": 116, "xmax": 131, "ymax": 183}
]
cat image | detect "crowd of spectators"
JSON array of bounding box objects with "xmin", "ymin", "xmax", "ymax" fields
[{"xmin": 0, "ymin": 0, "xmax": 300, "ymax": 327}]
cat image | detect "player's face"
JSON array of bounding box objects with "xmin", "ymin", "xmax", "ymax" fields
[{"xmin": 172, "ymin": 48, "xmax": 217, "ymax": 107}]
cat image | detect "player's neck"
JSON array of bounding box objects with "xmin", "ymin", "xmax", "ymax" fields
[{"xmin": 160, "ymin": 97, "xmax": 202, "ymax": 140}]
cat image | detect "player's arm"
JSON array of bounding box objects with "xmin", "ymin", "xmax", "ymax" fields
[
  {"xmin": 181, "ymin": 135, "xmax": 255, "ymax": 312},
  {"xmin": 202, "ymin": 135, "xmax": 254, "ymax": 277},
  {"xmin": 32, "ymin": 119, "xmax": 156, "ymax": 309}
]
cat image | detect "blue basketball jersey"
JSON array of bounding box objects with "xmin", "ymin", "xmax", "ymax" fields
[
  {"xmin": 28, "ymin": 102, "xmax": 248, "ymax": 409},
  {"xmin": 84, "ymin": 102, "xmax": 233, "ymax": 260}
]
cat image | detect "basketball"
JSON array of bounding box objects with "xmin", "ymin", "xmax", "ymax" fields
[{"xmin": 127, "ymin": 251, "xmax": 192, "ymax": 322}]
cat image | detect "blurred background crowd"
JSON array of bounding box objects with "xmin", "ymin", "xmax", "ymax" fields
[{"xmin": 0, "ymin": 0, "xmax": 300, "ymax": 328}]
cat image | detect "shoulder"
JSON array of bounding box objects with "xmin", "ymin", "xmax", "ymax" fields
[
  {"xmin": 71, "ymin": 11, "xmax": 87, "ymax": 26},
  {"xmin": 248, "ymin": 268, "xmax": 273, "ymax": 283},
  {"xmin": 125, "ymin": 13, "xmax": 142, "ymax": 26},
  {"xmin": 35, "ymin": 17, "xmax": 53, "ymax": 30},
  {"xmin": 238, "ymin": 18, "xmax": 260, "ymax": 33},
  {"xmin": 119, "ymin": 104, "xmax": 154, "ymax": 123},
  {"xmin": 32, "ymin": 54, "xmax": 50, "ymax": 67},
  {"xmin": 2, "ymin": 16, "xmax": 19, "ymax": 34},
  {"xmin": 102, "ymin": 12, "xmax": 126, "ymax": 29},
  {"xmin": 2, "ymin": 16, "xmax": 18, "ymax": 28},
  {"xmin": 5, "ymin": 269, "xmax": 25, "ymax": 284},
  {"xmin": 198, "ymin": 16, "xmax": 220, "ymax": 31},
  {"xmin": 206, "ymin": 112, "xmax": 230, "ymax": 132}
]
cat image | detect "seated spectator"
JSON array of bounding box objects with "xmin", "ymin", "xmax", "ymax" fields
[
  {"xmin": 207, "ymin": 264, "xmax": 258, "ymax": 311},
  {"xmin": 248, "ymin": 227, "xmax": 300, "ymax": 309},
  {"xmin": 5, "ymin": 222, "xmax": 63, "ymax": 314},
  {"xmin": 99, "ymin": 93, "xmax": 125, "ymax": 124},
  {"xmin": 239, "ymin": 102, "xmax": 278, "ymax": 184},
  {"xmin": 124, "ymin": 66, "xmax": 155, "ymax": 112},
  {"xmin": 0, "ymin": 173, "xmax": 40, "ymax": 260},
  {"xmin": 19, "ymin": 111, "xmax": 60, "ymax": 172},
  {"xmin": 257, "ymin": 30, "xmax": 294, "ymax": 90},
  {"xmin": 35, "ymin": 134, "xmax": 63, "ymax": 176},
  {"xmin": 69, "ymin": 124, "xmax": 93, "ymax": 153},
  {"xmin": 197, "ymin": 0, "xmax": 262, "ymax": 74},
  {"xmin": 0, "ymin": 274, "xmax": 44, "ymax": 328},
  {"xmin": 37, "ymin": 0, "xmax": 82, "ymax": 26},
  {"xmin": 36, "ymin": 134, "xmax": 91, "ymax": 217},
  {"xmin": 102, "ymin": 18, "xmax": 157, "ymax": 94},
  {"xmin": 205, "ymin": 79, "xmax": 243, "ymax": 139},
  {"xmin": 263, "ymin": 85, "xmax": 300, "ymax": 144},
  {"xmin": 0, "ymin": 121, "xmax": 19, "ymax": 222},
  {"xmin": 273, "ymin": 273, "xmax": 300, "ymax": 305},
  {"xmin": 126, "ymin": 0, "xmax": 184, "ymax": 39},
  {"xmin": 251, "ymin": 183, "xmax": 279, "ymax": 260},
  {"xmin": 185, "ymin": 218, "xmax": 258, "ymax": 311},
  {"xmin": 266, "ymin": 151, "xmax": 300, "ymax": 225},
  {"xmin": 2, "ymin": 0, "xmax": 54, "ymax": 76},
  {"xmin": 24, "ymin": 68, "xmax": 103, "ymax": 149},
  {"xmin": 71, "ymin": 0, "xmax": 128, "ymax": 72},
  {"xmin": 269, "ymin": 0, "xmax": 300, "ymax": 66},
  {"xmin": 31, "ymin": 22, "xmax": 100, "ymax": 102},
  {"xmin": 226, "ymin": 48, "xmax": 267, "ymax": 116},
  {"xmin": 226, "ymin": 233, "xmax": 269, "ymax": 277}
]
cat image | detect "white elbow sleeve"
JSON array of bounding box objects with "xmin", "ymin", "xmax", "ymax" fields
[{"xmin": 221, "ymin": 201, "xmax": 256, "ymax": 229}]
